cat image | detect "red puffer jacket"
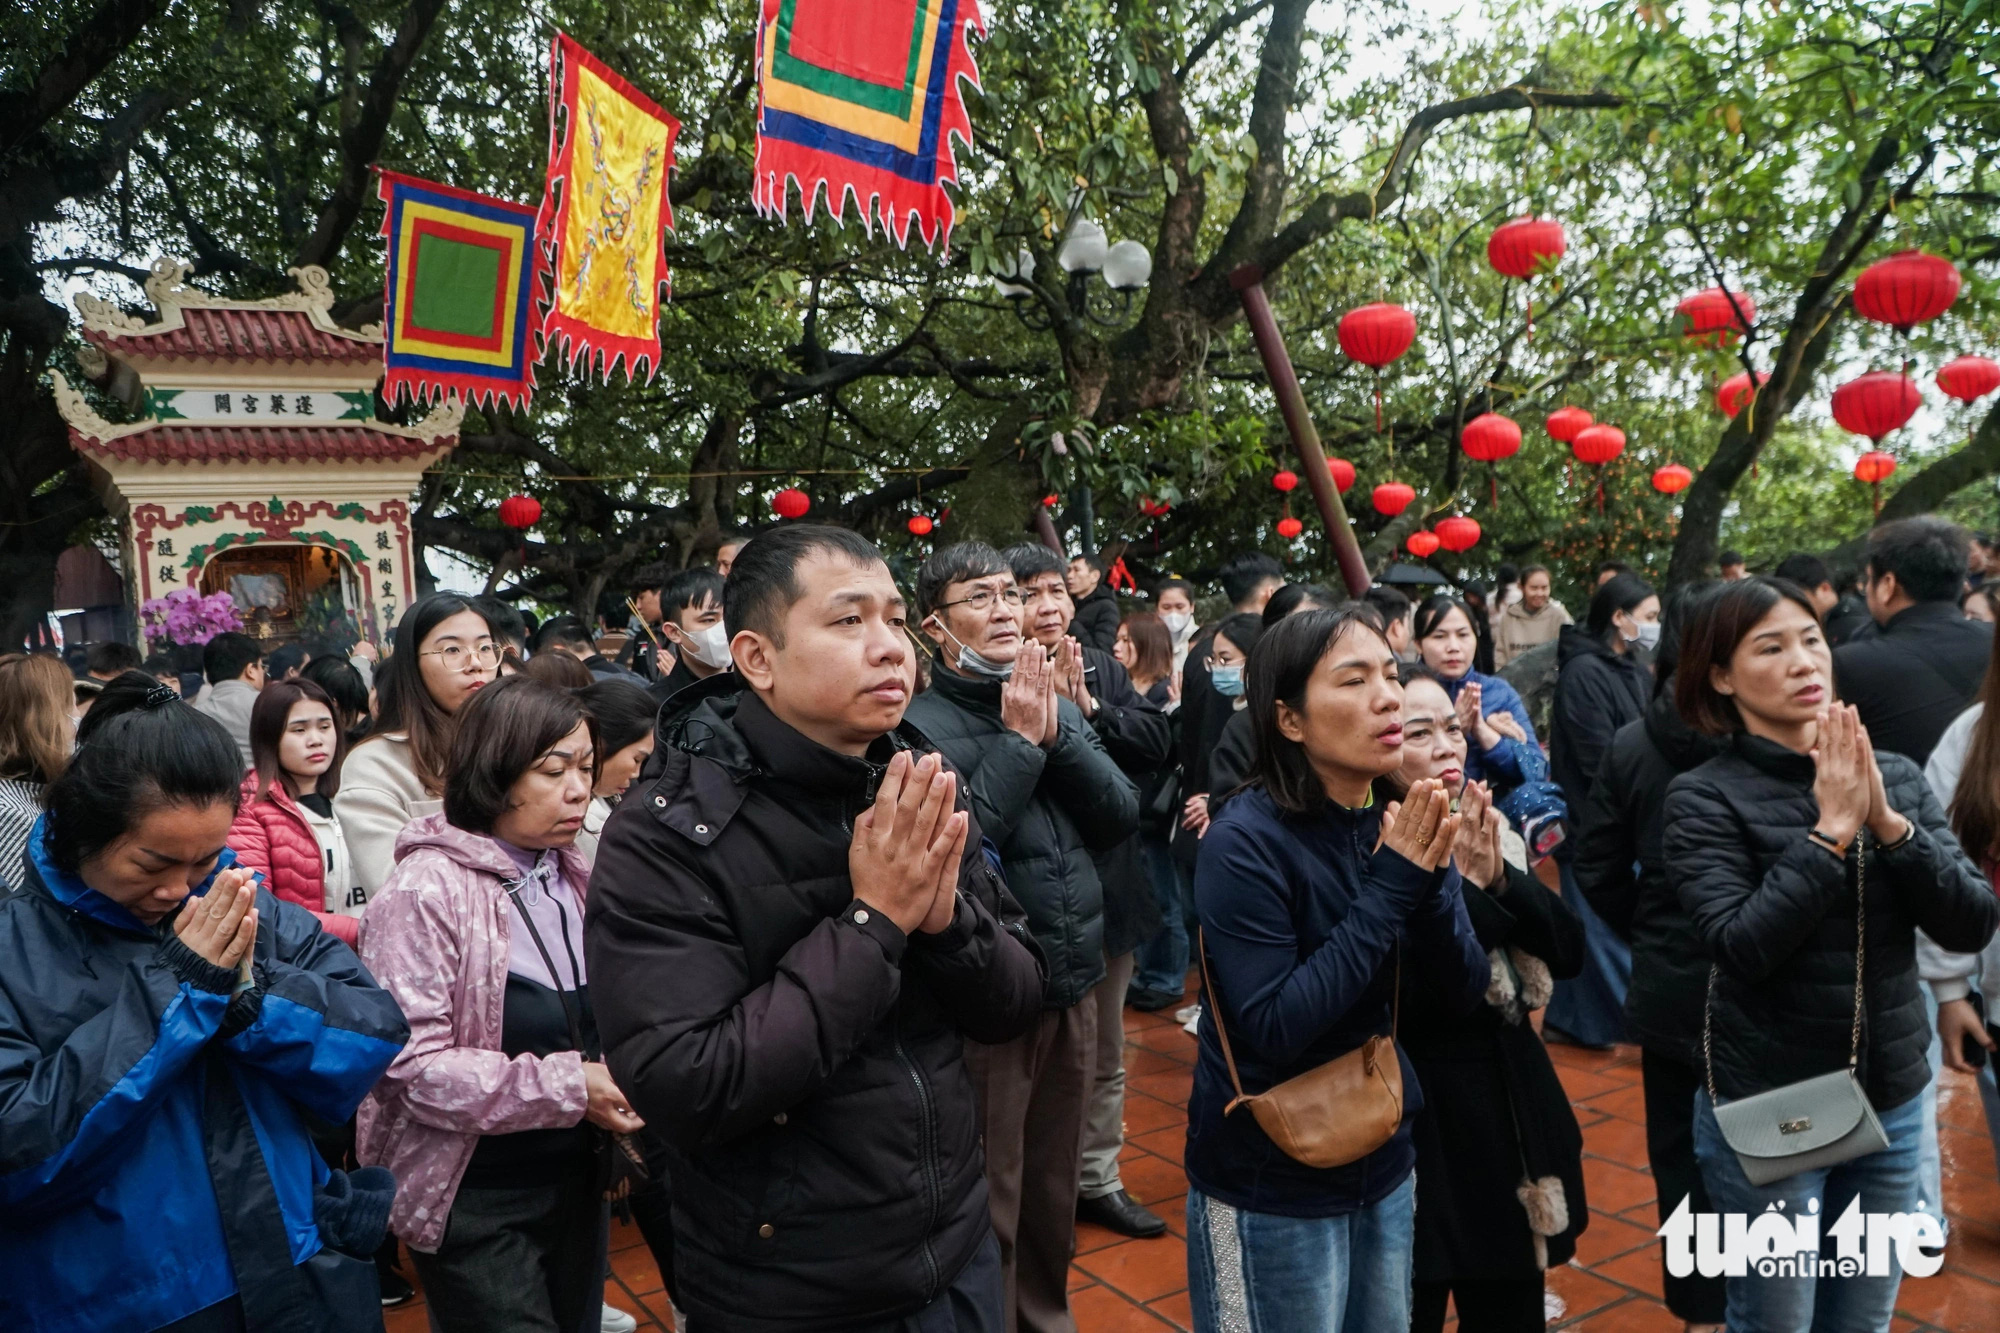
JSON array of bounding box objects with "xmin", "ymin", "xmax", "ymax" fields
[{"xmin": 228, "ymin": 773, "xmax": 359, "ymax": 946}]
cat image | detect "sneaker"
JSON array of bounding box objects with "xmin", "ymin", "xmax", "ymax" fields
[
  {"xmin": 1180, "ymin": 1003, "xmax": 1202, "ymax": 1035},
  {"xmin": 1173, "ymin": 1002, "xmax": 1201, "ymax": 1025},
  {"xmin": 1126, "ymin": 985, "xmax": 1182, "ymax": 1013},
  {"xmin": 376, "ymin": 1265, "xmax": 414, "ymax": 1308},
  {"xmin": 601, "ymin": 1307, "xmax": 639, "ymax": 1333}
]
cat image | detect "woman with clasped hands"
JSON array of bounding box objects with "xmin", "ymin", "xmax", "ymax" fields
[
  {"xmin": 1663, "ymin": 577, "xmax": 1997, "ymax": 1333},
  {"xmin": 1182, "ymin": 608, "xmax": 1490, "ymax": 1333}
]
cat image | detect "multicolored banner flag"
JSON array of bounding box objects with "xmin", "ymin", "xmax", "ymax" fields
[
  {"xmin": 752, "ymin": 0, "xmax": 985, "ymax": 250},
  {"xmin": 377, "ymin": 169, "xmax": 541, "ymax": 411},
  {"xmin": 536, "ymin": 32, "xmax": 680, "ymax": 383}
]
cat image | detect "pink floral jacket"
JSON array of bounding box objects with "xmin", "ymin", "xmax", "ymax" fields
[{"xmin": 355, "ymin": 815, "xmax": 592, "ymax": 1251}]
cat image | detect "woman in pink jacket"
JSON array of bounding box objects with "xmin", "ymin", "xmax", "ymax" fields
[
  {"xmin": 357, "ymin": 677, "xmax": 643, "ymax": 1333},
  {"xmin": 229, "ymin": 679, "xmax": 362, "ymax": 946}
]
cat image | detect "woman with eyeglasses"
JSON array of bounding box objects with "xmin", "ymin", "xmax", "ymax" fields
[{"xmin": 336, "ymin": 593, "xmax": 499, "ymax": 895}]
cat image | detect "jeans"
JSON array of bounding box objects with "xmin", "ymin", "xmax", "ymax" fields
[
  {"xmin": 1185, "ymin": 1174, "xmax": 1416, "ymax": 1333},
  {"xmin": 1692, "ymin": 1084, "xmax": 1926, "ymax": 1333},
  {"xmin": 1132, "ymin": 833, "xmax": 1191, "ymax": 997},
  {"xmin": 1541, "ymin": 853, "xmax": 1630, "ymax": 1048},
  {"xmin": 1916, "ymin": 980, "xmax": 1949, "ymax": 1239}
]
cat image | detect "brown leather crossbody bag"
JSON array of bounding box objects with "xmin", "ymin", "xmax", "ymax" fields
[{"xmin": 1199, "ymin": 930, "xmax": 1404, "ymax": 1169}]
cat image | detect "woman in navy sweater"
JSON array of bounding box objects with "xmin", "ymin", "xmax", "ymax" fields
[{"xmin": 1185, "ymin": 608, "xmax": 1489, "ymax": 1333}]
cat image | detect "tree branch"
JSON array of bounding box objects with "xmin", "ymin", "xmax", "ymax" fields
[
  {"xmin": 1175, "ymin": 0, "xmax": 1274, "ymax": 82},
  {"xmin": 0, "ymin": 0, "xmax": 166, "ymax": 154}
]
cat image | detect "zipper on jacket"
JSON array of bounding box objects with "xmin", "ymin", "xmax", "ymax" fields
[{"xmin": 893, "ymin": 1022, "xmax": 944, "ymax": 1300}]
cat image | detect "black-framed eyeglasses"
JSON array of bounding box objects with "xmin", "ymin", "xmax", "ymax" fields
[{"xmin": 934, "ymin": 587, "xmax": 1025, "ymax": 613}]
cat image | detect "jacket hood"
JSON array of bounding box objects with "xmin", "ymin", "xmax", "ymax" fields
[
  {"xmin": 1642, "ymin": 691, "xmax": 1726, "ymax": 773},
  {"xmin": 1556, "ymin": 622, "xmax": 1618, "ymax": 667},
  {"xmin": 391, "ymin": 811, "xmax": 590, "ymax": 889},
  {"xmin": 25, "ymin": 813, "xmax": 242, "ymax": 937},
  {"xmin": 1502, "ymin": 600, "xmax": 1561, "ymax": 623}
]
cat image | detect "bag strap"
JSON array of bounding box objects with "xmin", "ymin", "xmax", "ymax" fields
[
  {"xmin": 1704, "ymin": 827, "xmax": 1867, "ymax": 1100},
  {"xmin": 504, "ymin": 862, "xmax": 591, "ymax": 1060},
  {"xmin": 1198, "ymin": 927, "xmax": 1401, "ymax": 1115}
]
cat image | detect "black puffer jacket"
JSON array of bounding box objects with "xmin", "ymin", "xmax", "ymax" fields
[
  {"xmin": 1071, "ymin": 582, "xmax": 1122, "ymax": 653},
  {"xmin": 906, "ymin": 665, "xmax": 1141, "ymax": 1007},
  {"xmin": 1550, "ymin": 626, "xmax": 1651, "ymax": 806},
  {"xmin": 1832, "ymin": 600, "xmax": 1992, "ymax": 765},
  {"xmin": 1572, "ymin": 695, "xmax": 1727, "ymax": 1064},
  {"xmin": 1080, "ymin": 645, "xmax": 1169, "ymax": 958},
  {"xmin": 1663, "ymin": 734, "xmax": 1998, "ymax": 1109},
  {"xmin": 586, "ymin": 679, "xmax": 1046, "ymax": 1332}
]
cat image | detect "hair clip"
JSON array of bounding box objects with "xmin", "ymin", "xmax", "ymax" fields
[{"xmin": 143, "ymin": 682, "xmax": 180, "ymax": 709}]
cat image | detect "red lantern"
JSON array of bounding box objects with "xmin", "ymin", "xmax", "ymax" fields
[
  {"xmin": 1338, "ymin": 303, "xmax": 1417, "ymax": 431},
  {"xmin": 1854, "ymin": 450, "xmax": 1898, "ymax": 518},
  {"xmin": 1326, "ymin": 457, "xmax": 1356, "ymax": 493},
  {"xmin": 1460, "ymin": 412, "xmax": 1523, "ymax": 462},
  {"xmin": 1545, "ymin": 406, "xmax": 1593, "ymax": 443},
  {"xmin": 1435, "ymin": 516, "xmax": 1482, "ymax": 553},
  {"xmin": 1830, "ymin": 372, "xmax": 1921, "ymax": 443},
  {"xmin": 1372, "ymin": 482, "xmax": 1416, "ymax": 517},
  {"xmin": 1676, "ymin": 288, "xmax": 1757, "ymax": 346},
  {"xmin": 1276, "ymin": 516, "xmax": 1304, "ymax": 539},
  {"xmin": 1486, "ymin": 217, "xmax": 1566, "ymax": 279},
  {"xmin": 772, "ymin": 488, "xmax": 811, "ymax": 519},
  {"xmin": 1272, "ymin": 470, "xmax": 1299, "ymax": 493},
  {"xmin": 1651, "ymin": 464, "xmax": 1694, "ymax": 495},
  {"xmin": 1716, "ymin": 370, "xmax": 1769, "ymax": 419},
  {"xmin": 1042, "ymin": 494, "xmax": 1059, "ymax": 508},
  {"xmin": 1853, "ymin": 250, "xmax": 1961, "ymax": 333},
  {"xmin": 1138, "ymin": 497, "xmax": 1172, "ymax": 518},
  {"xmin": 907, "ymin": 515, "xmax": 934, "ymax": 536},
  {"xmin": 1405, "ymin": 530, "xmax": 1441, "ymax": 558},
  {"xmin": 498, "ymin": 494, "xmax": 542, "ymax": 530},
  {"xmin": 1937, "ymin": 356, "xmax": 2000, "ymax": 403},
  {"xmin": 1571, "ymin": 425, "xmax": 1627, "ymax": 465}
]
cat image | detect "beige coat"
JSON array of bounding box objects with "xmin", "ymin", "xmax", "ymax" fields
[
  {"xmin": 1493, "ymin": 598, "xmax": 1573, "ymax": 669},
  {"xmin": 334, "ymin": 733, "xmax": 442, "ymax": 896}
]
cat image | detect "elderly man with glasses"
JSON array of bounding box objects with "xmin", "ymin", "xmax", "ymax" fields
[{"xmin": 906, "ymin": 542, "xmax": 1140, "ymax": 1333}]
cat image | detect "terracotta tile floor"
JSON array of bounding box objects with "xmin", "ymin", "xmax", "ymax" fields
[{"xmin": 385, "ymin": 1004, "xmax": 2000, "ymax": 1332}]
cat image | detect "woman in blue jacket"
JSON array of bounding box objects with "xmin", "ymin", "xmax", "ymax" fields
[
  {"xmin": 1415, "ymin": 594, "xmax": 1548, "ymax": 789},
  {"xmin": 0, "ymin": 673, "xmax": 408, "ymax": 1332},
  {"xmin": 1186, "ymin": 609, "xmax": 1489, "ymax": 1333}
]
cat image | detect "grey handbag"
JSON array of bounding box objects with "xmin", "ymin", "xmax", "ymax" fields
[{"xmin": 1705, "ymin": 829, "xmax": 1890, "ymax": 1187}]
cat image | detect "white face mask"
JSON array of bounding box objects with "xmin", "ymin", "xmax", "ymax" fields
[
  {"xmin": 679, "ymin": 622, "xmax": 732, "ymax": 669},
  {"xmin": 927, "ymin": 619, "xmax": 1015, "ymax": 680},
  {"xmin": 1162, "ymin": 610, "xmax": 1193, "ymax": 639},
  {"xmin": 1633, "ymin": 621, "xmax": 1662, "ymax": 650}
]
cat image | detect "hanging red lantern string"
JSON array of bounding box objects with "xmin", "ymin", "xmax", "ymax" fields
[
  {"xmin": 1337, "ymin": 303, "xmax": 1417, "ymax": 431},
  {"xmin": 1405, "ymin": 529, "xmax": 1441, "ymax": 558},
  {"xmin": 1108, "ymin": 557, "xmax": 1138, "ymax": 591},
  {"xmin": 499, "ymin": 494, "xmax": 542, "ymax": 531},
  {"xmin": 1571, "ymin": 425, "xmax": 1626, "ymax": 513},
  {"xmin": 1372, "ymin": 482, "xmax": 1416, "ymax": 518},
  {"xmin": 1853, "ymin": 251, "xmax": 1961, "ymax": 334},
  {"xmin": 1486, "ymin": 217, "xmax": 1566, "ymax": 335},
  {"xmin": 1716, "ymin": 370, "xmax": 1769, "ymax": 419},
  {"xmin": 1326, "ymin": 457, "xmax": 1357, "ymax": 493},
  {"xmin": 1460, "ymin": 412, "xmax": 1522, "ymax": 508},
  {"xmin": 1272, "ymin": 470, "xmax": 1299, "ymax": 493},
  {"xmin": 1277, "ymin": 516, "xmax": 1304, "ymax": 540},
  {"xmin": 1675, "ymin": 288, "xmax": 1757, "ymax": 347},
  {"xmin": 1938, "ymin": 356, "xmax": 2000, "ymax": 444},
  {"xmin": 1138, "ymin": 497, "xmax": 1173, "ymax": 518},
  {"xmin": 772, "ymin": 488, "xmax": 811, "ymax": 520},
  {"xmin": 1435, "ymin": 516, "xmax": 1482, "ymax": 553},
  {"xmin": 1546, "ymin": 406, "xmax": 1592, "ymax": 487},
  {"xmin": 907, "ymin": 515, "xmax": 934, "ymax": 536},
  {"xmin": 1651, "ymin": 463, "xmax": 1693, "ymax": 496},
  {"xmin": 1854, "ymin": 451, "xmax": 1897, "ymax": 518},
  {"xmin": 1830, "ymin": 371, "xmax": 1921, "ymax": 445}
]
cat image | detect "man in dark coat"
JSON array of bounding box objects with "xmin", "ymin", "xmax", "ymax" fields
[
  {"xmin": 1834, "ymin": 516, "xmax": 1993, "ymax": 765},
  {"xmin": 645, "ymin": 566, "xmax": 731, "ymax": 704},
  {"xmin": 587, "ymin": 525, "xmax": 1046, "ymax": 1333},
  {"xmin": 1005, "ymin": 543, "xmax": 1169, "ymax": 1240},
  {"xmin": 907, "ymin": 542, "xmax": 1140, "ymax": 1333},
  {"xmin": 1064, "ymin": 552, "xmax": 1121, "ymax": 652}
]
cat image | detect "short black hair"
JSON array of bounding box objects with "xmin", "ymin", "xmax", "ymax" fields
[
  {"xmin": 1211, "ymin": 612, "xmax": 1266, "ymax": 662},
  {"xmin": 1263, "ymin": 582, "xmax": 1336, "ymax": 626},
  {"xmin": 1594, "ymin": 559, "xmax": 1632, "ymax": 579},
  {"xmin": 915, "ymin": 541, "xmax": 1009, "ymax": 619},
  {"xmin": 1868, "ymin": 516, "xmax": 1970, "ymax": 603},
  {"xmin": 1219, "ymin": 552, "xmax": 1284, "ymax": 607},
  {"xmin": 661, "ymin": 567, "xmax": 726, "ymax": 624},
  {"xmin": 1070, "ymin": 551, "xmax": 1106, "ymax": 574},
  {"xmin": 473, "ymin": 596, "xmax": 529, "ymax": 650},
  {"xmin": 1247, "ymin": 608, "xmax": 1393, "ymax": 815},
  {"xmin": 1773, "ymin": 553, "xmax": 1832, "ymax": 590},
  {"xmin": 1676, "ymin": 576, "xmax": 1823, "ymax": 735},
  {"xmin": 203, "ymin": 632, "xmax": 263, "ymax": 686},
  {"xmin": 87, "ymin": 642, "xmax": 142, "ymax": 676},
  {"xmin": 630, "ymin": 563, "xmax": 669, "ymax": 598},
  {"xmin": 47, "ymin": 671, "xmax": 243, "ymax": 873},
  {"xmin": 444, "ymin": 677, "xmax": 598, "ymax": 835},
  {"xmin": 1412, "ymin": 593, "xmax": 1474, "ymax": 644},
  {"xmin": 1586, "ymin": 572, "xmax": 1656, "ymax": 638},
  {"xmin": 1655, "ymin": 580, "xmax": 1720, "ymax": 700},
  {"xmin": 1520, "ymin": 564, "xmax": 1551, "ymax": 583},
  {"xmin": 1003, "ymin": 542, "xmax": 1066, "ymax": 585},
  {"xmin": 1154, "ymin": 577, "xmax": 1196, "ymax": 604},
  {"xmin": 1719, "ymin": 550, "xmax": 1746, "ymax": 567},
  {"xmin": 142, "ymin": 652, "xmax": 178, "ymax": 678},
  {"xmin": 265, "ymin": 643, "xmax": 309, "ymax": 680},
  {"xmin": 578, "ymin": 677, "xmax": 658, "ymax": 758},
  {"xmin": 302, "ymin": 654, "xmax": 371, "ymax": 739},
  {"xmin": 531, "ymin": 615, "xmax": 595, "ymax": 654},
  {"xmin": 726, "ymin": 524, "xmax": 888, "ymax": 643},
  {"xmin": 1495, "ymin": 562, "xmax": 1520, "ymax": 587},
  {"xmin": 1363, "ymin": 585, "xmax": 1411, "ymax": 625}
]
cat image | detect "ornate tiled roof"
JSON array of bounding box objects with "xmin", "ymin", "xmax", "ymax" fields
[
  {"xmin": 67, "ymin": 424, "xmax": 450, "ymax": 465},
  {"xmin": 88, "ymin": 306, "xmax": 380, "ymax": 364}
]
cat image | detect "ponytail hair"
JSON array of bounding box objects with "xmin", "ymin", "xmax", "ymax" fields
[{"xmin": 46, "ymin": 671, "xmax": 243, "ymax": 873}]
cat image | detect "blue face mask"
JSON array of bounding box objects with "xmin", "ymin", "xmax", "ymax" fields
[{"xmin": 1211, "ymin": 664, "xmax": 1245, "ymax": 697}]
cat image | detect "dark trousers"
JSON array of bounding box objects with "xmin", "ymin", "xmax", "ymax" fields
[
  {"xmin": 688, "ymin": 1232, "xmax": 1005, "ymax": 1333},
  {"xmin": 965, "ymin": 1001, "xmax": 1097, "ymax": 1333},
  {"xmin": 1411, "ymin": 1277, "xmax": 1544, "ymax": 1332},
  {"xmin": 411, "ymin": 1172, "xmax": 607, "ymax": 1333},
  {"xmin": 1642, "ymin": 1047, "xmax": 1728, "ymax": 1325},
  {"xmin": 625, "ymin": 1135, "xmax": 679, "ymax": 1304}
]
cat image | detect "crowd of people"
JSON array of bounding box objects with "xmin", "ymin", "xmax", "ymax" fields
[{"xmin": 2, "ymin": 513, "xmax": 2000, "ymax": 1333}]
